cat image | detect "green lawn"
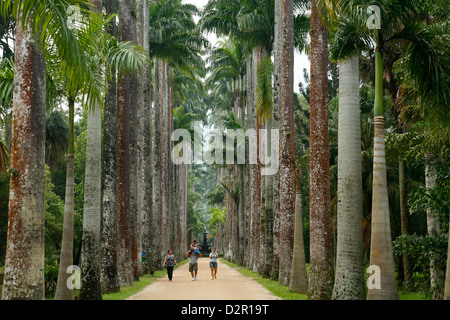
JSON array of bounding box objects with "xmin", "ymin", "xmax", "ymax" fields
[{"xmin": 222, "ymin": 259, "xmax": 428, "ymax": 300}]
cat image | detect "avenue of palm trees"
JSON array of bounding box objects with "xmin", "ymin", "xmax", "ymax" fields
[{"xmin": 0, "ymin": 0, "xmax": 449, "ymax": 301}]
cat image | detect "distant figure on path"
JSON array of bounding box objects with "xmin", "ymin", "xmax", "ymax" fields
[
  {"xmin": 186, "ymin": 242, "xmax": 202, "ymax": 281},
  {"xmin": 163, "ymin": 250, "xmax": 177, "ymax": 281},
  {"xmin": 209, "ymin": 248, "xmax": 218, "ymax": 280}
]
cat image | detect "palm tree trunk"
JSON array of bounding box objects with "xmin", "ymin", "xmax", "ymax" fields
[
  {"xmin": 278, "ymin": 0, "xmax": 295, "ymax": 287},
  {"xmin": 289, "ymin": 172, "xmax": 308, "ymax": 293},
  {"xmin": 367, "ymin": 49, "xmax": 399, "ymax": 300},
  {"xmin": 445, "ymin": 218, "xmax": 450, "ymax": 299},
  {"xmin": 399, "ymin": 159, "xmax": 413, "ymax": 291},
  {"xmin": 116, "ymin": 0, "xmax": 133, "ymax": 287},
  {"xmin": 253, "ymin": 48, "xmax": 263, "ymax": 273},
  {"xmin": 139, "ymin": 0, "xmax": 153, "ymax": 275},
  {"xmin": 425, "ymin": 157, "xmax": 444, "ymax": 299},
  {"xmin": 152, "ymin": 58, "xmax": 162, "ymax": 270},
  {"xmin": 271, "ymin": 0, "xmax": 281, "ymax": 279},
  {"xmin": 1, "ymin": 15, "xmax": 46, "ymax": 300},
  {"xmin": 79, "ymin": 1, "xmax": 103, "ymax": 300},
  {"xmin": 246, "ymin": 53, "xmax": 254, "ymax": 269},
  {"xmin": 332, "ymin": 57, "xmax": 365, "ymax": 300},
  {"xmin": 80, "ymin": 99, "xmax": 103, "ymax": 300},
  {"xmin": 101, "ymin": 0, "xmax": 120, "ymax": 293},
  {"xmin": 308, "ymin": 0, "xmax": 334, "ymax": 299},
  {"xmin": 54, "ymin": 96, "xmax": 76, "ymax": 300}
]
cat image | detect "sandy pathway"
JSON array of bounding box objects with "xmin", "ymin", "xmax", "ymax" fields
[{"xmin": 127, "ymin": 258, "xmax": 280, "ymax": 300}]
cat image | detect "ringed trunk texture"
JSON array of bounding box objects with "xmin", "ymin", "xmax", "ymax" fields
[
  {"xmin": 278, "ymin": 0, "xmax": 295, "ymax": 287},
  {"xmin": 79, "ymin": 100, "xmax": 103, "ymax": 300},
  {"xmin": 289, "ymin": 179, "xmax": 308, "ymax": 293},
  {"xmin": 332, "ymin": 57, "xmax": 365, "ymax": 300},
  {"xmin": 54, "ymin": 98, "xmax": 76, "ymax": 300},
  {"xmin": 79, "ymin": 0, "xmax": 104, "ymax": 300},
  {"xmin": 366, "ymin": 116, "xmax": 398, "ymax": 300},
  {"xmin": 1, "ymin": 18, "xmax": 46, "ymax": 300},
  {"xmin": 308, "ymin": 0, "xmax": 334, "ymax": 299}
]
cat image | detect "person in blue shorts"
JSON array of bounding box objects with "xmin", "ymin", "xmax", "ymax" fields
[
  {"xmin": 209, "ymin": 248, "xmax": 218, "ymax": 280},
  {"xmin": 190, "ymin": 239, "xmax": 201, "ymax": 254}
]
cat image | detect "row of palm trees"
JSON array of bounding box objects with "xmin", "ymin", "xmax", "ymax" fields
[
  {"xmin": 0, "ymin": 0, "xmax": 448, "ymax": 300},
  {"xmin": 0, "ymin": 0, "xmax": 207, "ymax": 300},
  {"xmin": 202, "ymin": 0, "xmax": 449, "ymax": 300}
]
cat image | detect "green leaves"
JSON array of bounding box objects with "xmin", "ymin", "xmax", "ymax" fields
[
  {"xmin": 149, "ymin": 0, "xmax": 207, "ymax": 79},
  {"xmin": 0, "ymin": 58, "xmax": 14, "ymax": 108},
  {"xmin": 256, "ymin": 54, "xmax": 273, "ymax": 124}
]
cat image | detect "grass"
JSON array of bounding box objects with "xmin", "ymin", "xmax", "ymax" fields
[
  {"xmin": 221, "ymin": 259, "xmax": 308, "ymax": 300},
  {"xmin": 102, "ymin": 259, "xmax": 189, "ymax": 300},
  {"xmin": 222, "ymin": 259, "xmax": 431, "ymax": 300}
]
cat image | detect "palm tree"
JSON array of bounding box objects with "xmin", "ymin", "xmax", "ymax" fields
[
  {"xmin": 289, "ymin": 168, "xmax": 308, "ymax": 293},
  {"xmin": 116, "ymin": 0, "xmax": 134, "ymax": 287},
  {"xmin": 308, "ymin": 0, "xmax": 334, "ymax": 299},
  {"xmin": 331, "ymin": 0, "xmax": 449, "ymax": 300},
  {"xmin": 149, "ymin": 0, "xmax": 207, "ymax": 269},
  {"xmin": 332, "ymin": 56, "xmax": 365, "ymax": 300},
  {"xmin": 101, "ymin": 0, "xmax": 120, "ymax": 293},
  {"xmin": 79, "ymin": 0, "xmax": 104, "ymax": 300},
  {"xmin": 0, "ymin": 0, "xmax": 96, "ymax": 300},
  {"xmin": 1, "ymin": 8, "xmax": 46, "ymax": 300},
  {"xmin": 277, "ymin": 0, "xmax": 296, "ymax": 287}
]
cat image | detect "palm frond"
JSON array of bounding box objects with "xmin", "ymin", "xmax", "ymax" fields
[{"xmin": 256, "ymin": 54, "xmax": 273, "ymax": 124}]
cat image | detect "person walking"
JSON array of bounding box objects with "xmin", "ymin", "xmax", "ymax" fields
[
  {"xmin": 186, "ymin": 244, "xmax": 201, "ymax": 281},
  {"xmin": 209, "ymin": 248, "xmax": 218, "ymax": 280},
  {"xmin": 163, "ymin": 250, "xmax": 177, "ymax": 281}
]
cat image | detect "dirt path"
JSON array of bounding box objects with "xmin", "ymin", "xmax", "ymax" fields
[{"xmin": 127, "ymin": 258, "xmax": 280, "ymax": 300}]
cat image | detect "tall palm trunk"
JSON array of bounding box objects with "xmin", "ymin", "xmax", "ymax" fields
[
  {"xmin": 238, "ymin": 76, "xmax": 246, "ymax": 265},
  {"xmin": 79, "ymin": 0, "xmax": 103, "ymax": 300},
  {"xmin": 366, "ymin": 48, "xmax": 398, "ymax": 300},
  {"xmin": 253, "ymin": 48, "xmax": 264, "ymax": 272},
  {"xmin": 136, "ymin": 0, "xmax": 153, "ymax": 275},
  {"xmin": 308, "ymin": 0, "xmax": 334, "ymax": 299},
  {"xmin": 80, "ymin": 99, "xmax": 102, "ymax": 299},
  {"xmin": 101, "ymin": 0, "xmax": 120, "ymax": 293},
  {"xmin": 262, "ymin": 118, "xmax": 273, "ymax": 278},
  {"xmin": 152, "ymin": 59, "xmax": 162, "ymax": 270},
  {"xmin": 1, "ymin": 17, "xmax": 46, "ymax": 300},
  {"xmin": 246, "ymin": 53, "xmax": 254, "ymax": 269},
  {"xmin": 278, "ymin": 0, "xmax": 295, "ymax": 287},
  {"xmin": 271, "ymin": 0, "xmax": 282, "ymax": 282},
  {"xmin": 116, "ymin": 0, "xmax": 133, "ymax": 286},
  {"xmin": 399, "ymin": 159, "xmax": 413, "ymax": 291},
  {"xmin": 445, "ymin": 218, "xmax": 450, "ymax": 299},
  {"xmin": 425, "ymin": 157, "xmax": 444, "ymax": 300},
  {"xmin": 55, "ymin": 96, "xmax": 76, "ymax": 300},
  {"xmin": 332, "ymin": 57, "xmax": 365, "ymax": 300},
  {"xmin": 289, "ymin": 170, "xmax": 308, "ymax": 293}
]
